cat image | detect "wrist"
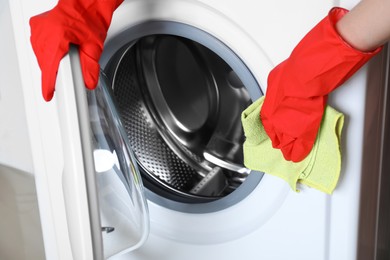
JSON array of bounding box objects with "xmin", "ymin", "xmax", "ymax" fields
[{"xmin": 334, "ymin": 5, "xmax": 385, "ymax": 52}]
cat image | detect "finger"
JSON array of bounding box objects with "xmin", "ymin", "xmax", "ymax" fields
[
  {"xmin": 286, "ymin": 139, "xmax": 313, "ymax": 163},
  {"xmin": 40, "ymin": 47, "xmax": 69, "ymax": 101},
  {"xmin": 79, "ymin": 44, "xmax": 101, "ymax": 90},
  {"xmin": 30, "ymin": 15, "xmax": 70, "ymax": 101},
  {"xmin": 41, "ymin": 68, "xmax": 56, "ymax": 102}
]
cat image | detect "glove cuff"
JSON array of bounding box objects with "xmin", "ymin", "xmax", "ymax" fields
[{"xmin": 283, "ymin": 7, "xmax": 382, "ymax": 98}]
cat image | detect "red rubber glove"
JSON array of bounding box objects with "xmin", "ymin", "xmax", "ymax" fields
[
  {"xmin": 30, "ymin": 0, "xmax": 123, "ymax": 101},
  {"xmin": 260, "ymin": 7, "xmax": 382, "ymax": 162}
]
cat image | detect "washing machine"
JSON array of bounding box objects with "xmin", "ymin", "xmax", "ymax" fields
[{"xmin": 1, "ymin": 0, "xmax": 390, "ymax": 259}]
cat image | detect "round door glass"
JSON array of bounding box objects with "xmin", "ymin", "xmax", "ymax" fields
[{"xmin": 88, "ymin": 72, "xmax": 149, "ymax": 258}]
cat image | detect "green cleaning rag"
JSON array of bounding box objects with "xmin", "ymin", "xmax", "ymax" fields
[{"xmin": 241, "ymin": 96, "xmax": 344, "ymax": 194}]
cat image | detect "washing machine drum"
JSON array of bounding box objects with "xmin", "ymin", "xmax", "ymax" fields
[{"xmin": 105, "ymin": 35, "xmax": 252, "ymax": 203}]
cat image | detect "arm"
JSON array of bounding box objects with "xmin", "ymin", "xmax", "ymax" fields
[{"xmin": 337, "ymin": 0, "xmax": 390, "ymax": 52}]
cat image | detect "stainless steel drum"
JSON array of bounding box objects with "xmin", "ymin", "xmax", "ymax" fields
[{"xmin": 106, "ymin": 35, "xmax": 252, "ymax": 203}]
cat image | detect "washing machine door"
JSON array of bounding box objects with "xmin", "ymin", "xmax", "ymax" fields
[{"xmin": 63, "ymin": 46, "xmax": 149, "ymax": 259}]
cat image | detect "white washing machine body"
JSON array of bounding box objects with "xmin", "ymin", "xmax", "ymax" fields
[{"xmin": 2, "ymin": 0, "xmax": 389, "ymax": 259}]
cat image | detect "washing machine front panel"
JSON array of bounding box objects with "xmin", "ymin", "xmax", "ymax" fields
[
  {"xmin": 103, "ymin": 0, "xmax": 378, "ymax": 259},
  {"xmin": 101, "ymin": 0, "xmax": 334, "ymax": 258}
]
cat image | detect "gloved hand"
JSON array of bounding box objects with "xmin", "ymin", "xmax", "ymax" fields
[
  {"xmin": 30, "ymin": 0, "xmax": 123, "ymax": 101},
  {"xmin": 260, "ymin": 7, "xmax": 382, "ymax": 162}
]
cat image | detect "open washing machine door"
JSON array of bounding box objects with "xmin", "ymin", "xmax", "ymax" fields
[
  {"xmin": 59, "ymin": 46, "xmax": 149, "ymax": 259},
  {"xmin": 52, "ymin": 4, "xmax": 278, "ymax": 256},
  {"xmin": 58, "ymin": 27, "xmax": 266, "ymax": 259},
  {"xmin": 55, "ymin": 21, "xmax": 265, "ymax": 257}
]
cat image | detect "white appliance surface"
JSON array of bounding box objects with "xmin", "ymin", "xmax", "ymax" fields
[{"xmin": 2, "ymin": 0, "xmax": 384, "ymax": 259}]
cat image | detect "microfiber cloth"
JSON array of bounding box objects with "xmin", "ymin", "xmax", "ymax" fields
[{"xmin": 241, "ymin": 96, "xmax": 344, "ymax": 194}]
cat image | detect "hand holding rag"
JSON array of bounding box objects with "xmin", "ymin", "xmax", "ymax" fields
[{"xmin": 261, "ymin": 7, "xmax": 382, "ymax": 162}]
